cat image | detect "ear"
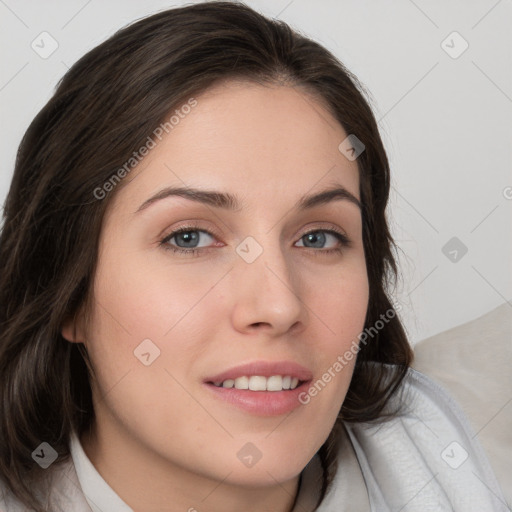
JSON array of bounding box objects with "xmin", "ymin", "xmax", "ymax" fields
[{"xmin": 61, "ymin": 311, "xmax": 86, "ymax": 344}]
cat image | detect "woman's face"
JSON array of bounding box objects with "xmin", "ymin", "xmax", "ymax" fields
[{"xmin": 66, "ymin": 81, "xmax": 368, "ymax": 497}]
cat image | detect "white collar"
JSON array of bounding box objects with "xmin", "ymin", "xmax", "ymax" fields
[{"xmin": 69, "ymin": 430, "xmax": 133, "ymax": 512}]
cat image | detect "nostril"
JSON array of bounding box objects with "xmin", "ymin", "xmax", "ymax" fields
[{"xmin": 251, "ymin": 322, "xmax": 271, "ymax": 328}]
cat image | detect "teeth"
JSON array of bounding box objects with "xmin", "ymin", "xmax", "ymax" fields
[
  {"xmin": 214, "ymin": 375, "xmax": 301, "ymax": 391},
  {"xmin": 234, "ymin": 376, "xmax": 249, "ymax": 389},
  {"xmin": 249, "ymin": 375, "xmax": 267, "ymax": 391},
  {"xmin": 266, "ymin": 375, "xmax": 282, "ymax": 391}
]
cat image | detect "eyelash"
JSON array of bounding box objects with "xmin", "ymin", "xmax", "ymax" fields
[{"xmin": 159, "ymin": 223, "xmax": 352, "ymax": 257}]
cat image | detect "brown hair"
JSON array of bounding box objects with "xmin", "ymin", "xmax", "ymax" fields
[{"xmin": 0, "ymin": 2, "xmax": 413, "ymax": 510}]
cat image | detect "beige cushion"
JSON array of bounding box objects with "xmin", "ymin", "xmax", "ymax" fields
[{"xmin": 412, "ymin": 302, "xmax": 512, "ymax": 509}]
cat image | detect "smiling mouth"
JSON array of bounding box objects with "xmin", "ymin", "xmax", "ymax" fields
[{"xmin": 204, "ymin": 370, "xmax": 312, "ymax": 416}]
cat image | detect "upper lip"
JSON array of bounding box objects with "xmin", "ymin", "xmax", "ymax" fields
[{"xmin": 204, "ymin": 360, "xmax": 313, "ymax": 384}]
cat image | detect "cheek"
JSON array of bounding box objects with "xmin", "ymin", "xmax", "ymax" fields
[
  {"xmin": 83, "ymin": 248, "xmax": 225, "ymax": 393},
  {"xmin": 296, "ymin": 263, "xmax": 368, "ymax": 425},
  {"xmin": 82, "ymin": 253, "xmax": 214, "ymax": 441},
  {"xmin": 310, "ymin": 261, "xmax": 369, "ymax": 353},
  {"xmin": 90, "ymin": 246, "xmax": 218, "ymax": 339}
]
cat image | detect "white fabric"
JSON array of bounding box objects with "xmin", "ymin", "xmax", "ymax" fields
[
  {"xmin": 342, "ymin": 368, "xmax": 508, "ymax": 511},
  {"xmin": 412, "ymin": 301, "xmax": 512, "ymax": 507},
  {"xmin": 69, "ymin": 431, "xmax": 133, "ymax": 512},
  {"xmin": 295, "ymin": 366, "xmax": 508, "ymax": 511},
  {"xmin": 0, "ymin": 366, "xmax": 508, "ymax": 511}
]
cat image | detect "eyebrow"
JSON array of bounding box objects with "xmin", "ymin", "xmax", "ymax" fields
[{"xmin": 135, "ymin": 184, "xmax": 362, "ymax": 213}]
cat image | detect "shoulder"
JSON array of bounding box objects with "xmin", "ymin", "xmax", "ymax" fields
[{"xmin": 343, "ymin": 362, "xmax": 509, "ymax": 511}]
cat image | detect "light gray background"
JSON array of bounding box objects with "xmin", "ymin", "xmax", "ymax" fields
[{"xmin": 1, "ymin": 0, "xmax": 511, "ymax": 344}]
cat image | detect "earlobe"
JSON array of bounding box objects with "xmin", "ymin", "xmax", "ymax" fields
[{"xmin": 61, "ymin": 314, "xmax": 86, "ymax": 343}]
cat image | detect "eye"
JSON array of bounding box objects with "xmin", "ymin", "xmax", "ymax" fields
[
  {"xmin": 159, "ymin": 224, "xmax": 351, "ymax": 257},
  {"xmin": 160, "ymin": 225, "xmax": 216, "ymax": 256},
  {"xmin": 295, "ymin": 229, "xmax": 351, "ymax": 255}
]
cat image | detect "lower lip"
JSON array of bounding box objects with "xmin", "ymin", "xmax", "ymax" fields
[{"xmin": 203, "ymin": 381, "xmax": 311, "ymax": 416}]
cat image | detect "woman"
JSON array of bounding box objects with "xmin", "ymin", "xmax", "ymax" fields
[{"xmin": 0, "ymin": 2, "xmax": 506, "ymax": 511}]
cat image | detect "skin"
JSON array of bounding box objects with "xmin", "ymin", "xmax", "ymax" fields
[{"xmin": 62, "ymin": 80, "xmax": 369, "ymax": 512}]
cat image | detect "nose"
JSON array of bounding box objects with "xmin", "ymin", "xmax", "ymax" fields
[{"xmin": 230, "ymin": 238, "xmax": 308, "ymax": 336}]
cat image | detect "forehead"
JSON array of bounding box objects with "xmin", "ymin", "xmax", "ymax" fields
[{"xmin": 114, "ymin": 80, "xmax": 360, "ymax": 210}]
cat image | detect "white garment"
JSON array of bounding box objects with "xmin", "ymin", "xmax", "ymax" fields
[{"xmin": 0, "ymin": 367, "xmax": 507, "ymax": 511}]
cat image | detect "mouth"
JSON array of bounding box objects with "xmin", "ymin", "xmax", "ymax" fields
[{"xmin": 203, "ymin": 361, "xmax": 313, "ymax": 416}]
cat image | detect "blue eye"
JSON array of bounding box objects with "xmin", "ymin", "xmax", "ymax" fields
[
  {"xmin": 296, "ymin": 230, "xmax": 351, "ymax": 253},
  {"xmin": 160, "ymin": 226, "xmax": 215, "ymax": 256},
  {"xmin": 160, "ymin": 225, "xmax": 351, "ymax": 257}
]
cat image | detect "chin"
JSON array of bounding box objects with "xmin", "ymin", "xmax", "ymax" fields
[
  {"xmin": 215, "ymin": 447, "xmax": 313, "ymax": 488},
  {"xmin": 222, "ymin": 464, "xmax": 304, "ymax": 489}
]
